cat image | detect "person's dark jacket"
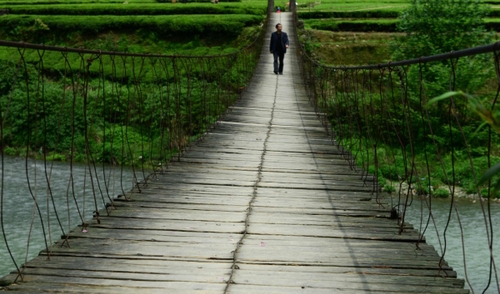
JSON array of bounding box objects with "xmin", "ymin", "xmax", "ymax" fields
[{"xmin": 270, "ymin": 31, "xmax": 289, "ymax": 54}]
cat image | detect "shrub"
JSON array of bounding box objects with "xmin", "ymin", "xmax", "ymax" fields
[
  {"xmin": 394, "ymin": 0, "xmax": 492, "ymax": 59},
  {"xmin": 2, "ymin": 3, "xmax": 261, "ymax": 16},
  {"xmin": 433, "ymin": 187, "xmax": 450, "ymax": 198},
  {"xmin": 0, "ymin": 14, "xmax": 264, "ymax": 42},
  {"xmin": 299, "ymin": 11, "xmax": 399, "ymax": 19},
  {"xmin": 383, "ymin": 183, "xmax": 396, "ymax": 193},
  {"xmin": 307, "ymin": 19, "xmax": 397, "ymax": 32}
]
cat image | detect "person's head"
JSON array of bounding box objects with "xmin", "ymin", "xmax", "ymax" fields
[{"xmin": 275, "ymin": 23, "xmax": 282, "ymax": 32}]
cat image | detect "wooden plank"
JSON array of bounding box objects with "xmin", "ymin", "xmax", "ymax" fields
[
  {"xmin": 231, "ymin": 263, "xmax": 457, "ymax": 278},
  {"xmin": 1, "ymin": 275, "xmax": 225, "ymax": 293},
  {"xmin": 227, "ymin": 285, "xmax": 468, "ymax": 294},
  {"xmin": 227, "ymin": 283, "xmax": 469, "ymax": 294},
  {"xmin": 230, "ymin": 269, "xmax": 464, "ymax": 288},
  {"xmin": 64, "ymin": 228, "xmax": 241, "ymax": 244},
  {"xmin": 85, "ymin": 218, "xmax": 245, "ymax": 234}
]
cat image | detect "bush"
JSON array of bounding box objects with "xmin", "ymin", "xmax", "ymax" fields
[
  {"xmin": 307, "ymin": 19, "xmax": 397, "ymax": 32},
  {"xmin": 299, "ymin": 11, "xmax": 399, "ymax": 19},
  {"xmin": 394, "ymin": 0, "xmax": 492, "ymax": 59},
  {"xmin": 2, "ymin": 3, "xmax": 262, "ymax": 16},
  {"xmin": 383, "ymin": 183, "xmax": 396, "ymax": 193},
  {"xmin": 433, "ymin": 187, "xmax": 450, "ymax": 198},
  {"xmin": 0, "ymin": 14, "xmax": 264, "ymax": 42}
]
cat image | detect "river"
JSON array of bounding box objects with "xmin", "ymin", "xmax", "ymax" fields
[
  {"xmin": 0, "ymin": 157, "xmax": 499, "ymax": 293},
  {"xmin": 0, "ymin": 155, "xmax": 138, "ymax": 279},
  {"xmin": 405, "ymin": 196, "xmax": 500, "ymax": 293}
]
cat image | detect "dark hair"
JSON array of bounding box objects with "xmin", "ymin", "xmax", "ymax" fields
[{"xmin": 275, "ymin": 23, "xmax": 281, "ymax": 29}]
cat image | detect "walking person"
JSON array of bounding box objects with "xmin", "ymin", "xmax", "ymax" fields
[{"xmin": 269, "ymin": 23, "xmax": 289, "ymax": 75}]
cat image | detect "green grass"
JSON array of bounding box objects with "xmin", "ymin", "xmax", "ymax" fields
[
  {"xmin": 0, "ymin": 14, "xmax": 263, "ymax": 32},
  {"xmin": 0, "ymin": 0, "xmax": 268, "ymax": 165},
  {"xmin": 304, "ymin": 17, "xmax": 500, "ymax": 33},
  {"xmin": 300, "ymin": 3, "xmax": 406, "ymax": 12},
  {"xmin": 306, "ymin": 18, "xmax": 397, "ymax": 32},
  {"xmin": 0, "ymin": 0, "xmax": 268, "ymax": 48},
  {"xmin": 0, "ymin": 0, "xmax": 155, "ymax": 3},
  {"xmin": 298, "ymin": 0, "xmax": 500, "ymax": 32},
  {"xmin": 0, "ymin": 3, "xmax": 267, "ymax": 15},
  {"xmin": 0, "ymin": 0, "xmax": 268, "ymax": 81},
  {"xmin": 0, "ymin": 14, "xmax": 264, "ymax": 48}
]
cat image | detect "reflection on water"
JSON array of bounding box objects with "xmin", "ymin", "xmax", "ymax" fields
[
  {"xmin": 0, "ymin": 156, "xmax": 138, "ymax": 277},
  {"xmin": 404, "ymin": 196, "xmax": 500, "ymax": 293}
]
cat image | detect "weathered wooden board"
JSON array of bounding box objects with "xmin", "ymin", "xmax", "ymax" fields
[
  {"xmin": 0, "ymin": 13, "xmax": 467, "ymax": 294},
  {"xmin": 2, "ymin": 276, "xmax": 225, "ymax": 293}
]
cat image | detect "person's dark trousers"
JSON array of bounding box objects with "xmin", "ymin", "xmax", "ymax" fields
[{"xmin": 273, "ymin": 51, "xmax": 285, "ymax": 74}]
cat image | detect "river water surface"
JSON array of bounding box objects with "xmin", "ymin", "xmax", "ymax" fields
[
  {"xmin": 405, "ymin": 196, "xmax": 500, "ymax": 293},
  {"xmin": 0, "ymin": 155, "xmax": 138, "ymax": 279}
]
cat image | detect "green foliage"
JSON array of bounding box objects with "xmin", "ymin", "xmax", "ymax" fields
[
  {"xmin": 306, "ymin": 19, "xmax": 397, "ymax": 32},
  {"xmin": 0, "ymin": 3, "xmax": 267, "ymax": 16},
  {"xmin": 298, "ymin": 0, "xmax": 500, "ymax": 33},
  {"xmin": 297, "ymin": 0, "xmax": 408, "ymax": 12},
  {"xmin": 429, "ymin": 91, "xmax": 500, "ymax": 197},
  {"xmin": 379, "ymin": 163, "xmax": 403, "ymax": 181},
  {"xmin": 2, "ymin": 0, "xmax": 157, "ymax": 3},
  {"xmin": 300, "ymin": 11, "xmax": 399, "ymax": 19},
  {"xmin": 0, "ymin": 31, "xmax": 262, "ymax": 166},
  {"xmin": 45, "ymin": 153, "xmax": 66, "ymax": 161},
  {"xmin": 429, "ymin": 91, "xmax": 500, "ymax": 135},
  {"xmin": 383, "ymin": 183, "xmax": 396, "ymax": 193},
  {"xmin": 0, "ymin": 0, "xmax": 267, "ymax": 167},
  {"xmin": 433, "ymin": 187, "xmax": 449, "ymax": 198},
  {"xmin": 394, "ymin": 0, "xmax": 492, "ymax": 59},
  {"xmin": 0, "ymin": 14, "xmax": 264, "ymax": 43},
  {"xmin": 297, "ymin": 0, "xmax": 500, "ymax": 201}
]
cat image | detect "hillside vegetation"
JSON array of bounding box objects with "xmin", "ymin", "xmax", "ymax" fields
[
  {"xmin": 295, "ymin": 0, "xmax": 500, "ymax": 198},
  {"xmin": 295, "ymin": 0, "xmax": 500, "ymax": 32},
  {"xmin": 293, "ymin": 0, "xmax": 499, "ymax": 65},
  {"xmin": 0, "ymin": 0, "xmax": 267, "ymax": 54},
  {"xmin": 0, "ymin": 0, "xmax": 268, "ymax": 166}
]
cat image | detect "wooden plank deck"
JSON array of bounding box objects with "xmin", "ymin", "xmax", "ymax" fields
[{"xmin": 0, "ymin": 13, "xmax": 468, "ymax": 293}]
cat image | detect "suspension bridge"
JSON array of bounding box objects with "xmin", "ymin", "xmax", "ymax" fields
[{"xmin": 1, "ymin": 10, "xmax": 495, "ymax": 294}]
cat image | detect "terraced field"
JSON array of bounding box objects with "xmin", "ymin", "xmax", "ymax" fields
[
  {"xmin": 291, "ymin": 0, "xmax": 499, "ymax": 65},
  {"xmin": 296, "ymin": 0, "xmax": 500, "ymax": 32},
  {"xmin": 0, "ymin": 0, "xmax": 268, "ymax": 54}
]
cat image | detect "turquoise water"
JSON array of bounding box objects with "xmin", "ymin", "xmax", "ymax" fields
[
  {"xmin": 0, "ymin": 156, "xmax": 137, "ymax": 278},
  {"xmin": 404, "ymin": 196, "xmax": 500, "ymax": 293}
]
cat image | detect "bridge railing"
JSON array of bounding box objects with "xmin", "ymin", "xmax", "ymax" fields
[
  {"xmin": 293, "ymin": 10, "xmax": 500, "ymax": 292},
  {"xmin": 0, "ymin": 13, "xmax": 269, "ymax": 282}
]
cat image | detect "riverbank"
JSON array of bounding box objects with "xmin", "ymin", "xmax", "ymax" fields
[{"xmin": 388, "ymin": 181, "xmax": 500, "ymax": 201}]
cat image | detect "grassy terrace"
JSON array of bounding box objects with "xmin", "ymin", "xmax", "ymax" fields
[
  {"xmin": 0, "ymin": 2, "xmax": 267, "ymax": 77},
  {"xmin": 290, "ymin": 0, "xmax": 500, "ymax": 66},
  {"xmin": 295, "ymin": 0, "xmax": 500, "ymax": 32},
  {"xmin": 0, "ymin": 0, "xmax": 267, "ymax": 55}
]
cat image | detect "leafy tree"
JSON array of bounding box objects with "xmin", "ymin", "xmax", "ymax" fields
[
  {"xmin": 393, "ymin": 0, "xmax": 492, "ymax": 59},
  {"xmin": 390, "ymin": 0, "xmax": 495, "ymax": 153}
]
